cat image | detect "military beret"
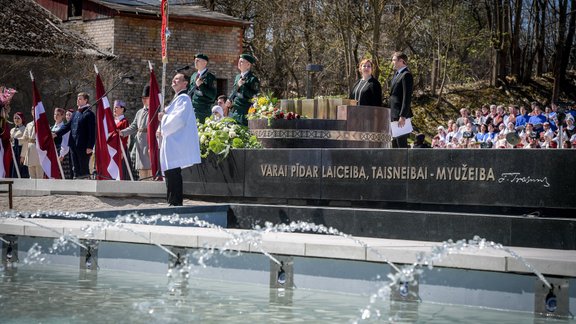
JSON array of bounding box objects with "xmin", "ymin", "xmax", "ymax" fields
[
  {"xmin": 195, "ymin": 53, "xmax": 209, "ymax": 61},
  {"xmin": 240, "ymin": 53, "xmax": 256, "ymax": 64}
]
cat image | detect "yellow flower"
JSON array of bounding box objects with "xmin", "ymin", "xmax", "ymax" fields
[
  {"xmin": 248, "ymin": 107, "xmax": 257, "ymax": 114},
  {"xmin": 257, "ymin": 97, "xmax": 269, "ymax": 107}
]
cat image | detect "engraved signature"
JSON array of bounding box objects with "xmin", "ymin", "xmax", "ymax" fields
[{"xmin": 498, "ymin": 172, "xmax": 550, "ymax": 188}]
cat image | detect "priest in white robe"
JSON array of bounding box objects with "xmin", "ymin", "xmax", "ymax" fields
[{"xmin": 159, "ymin": 73, "xmax": 201, "ymax": 206}]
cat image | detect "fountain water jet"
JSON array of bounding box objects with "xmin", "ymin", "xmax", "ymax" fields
[{"xmin": 0, "ymin": 209, "xmax": 572, "ymax": 322}]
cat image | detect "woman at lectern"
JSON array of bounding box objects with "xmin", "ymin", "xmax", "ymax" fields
[{"xmin": 349, "ymin": 58, "xmax": 382, "ymax": 107}]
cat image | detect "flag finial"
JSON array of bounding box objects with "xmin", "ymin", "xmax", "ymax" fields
[
  {"xmin": 148, "ymin": 61, "xmax": 153, "ymax": 71},
  {"xmin": 29, "ymin": 71, "xmax": 34, "ymax": 81},
  {"xmin": 94, "ymin": 64, "xmax": 99, "ymax": 74}
]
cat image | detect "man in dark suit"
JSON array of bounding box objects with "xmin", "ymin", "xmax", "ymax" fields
[
  {"xmin": 226, "ymin": 53, "xmax": 260, "ymax": 125},
  {"xmin": 54, "ymin": 92, "xmax": 95, "ymax": 178},
  {"xmin": 187, "ymin": 53, "xmax": 217, "ymax": 123},
  {"xmin": 389, "ymin": 51, "xmax": 414, "ymax": 148}
]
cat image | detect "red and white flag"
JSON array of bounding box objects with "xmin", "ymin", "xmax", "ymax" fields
[
  {"xmin": 94, "ymin": 66, "xmax": 122, "ymax": 180},
  {"xmin": 31, "ymin": 72, "xmax": 61, "ymax": 179},
  {"xmin": 147, "ymin": 62, "xmax": 162, "ymax": 180},
  {"xmin": 161, "ymin": 0, "xmax": 169, "ymax": 63}
]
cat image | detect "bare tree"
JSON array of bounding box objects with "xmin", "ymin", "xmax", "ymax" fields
[{"xmin": 551, "ymin": 0, "xmax": 576, "ymax": 103}]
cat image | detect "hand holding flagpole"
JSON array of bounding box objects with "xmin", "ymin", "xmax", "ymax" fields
[{"xmin": 119, "ymin": 137, "xmax": 134, "ymax": 181}]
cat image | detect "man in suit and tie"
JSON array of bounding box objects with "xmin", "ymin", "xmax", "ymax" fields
[
  {"xmin": 226, "ymin": 53, "xmax": 260, "ymax": 126},
  {"xmin": 54, "ymin": 92, "xmax": 95, "ymax": 178},
  {"xmin": 389, "ymin": 51, "xmax": 414, "ymax": 148},
  {"xmin": 187, "ymin": 53, "xmax": 217, "ymax": 124}
]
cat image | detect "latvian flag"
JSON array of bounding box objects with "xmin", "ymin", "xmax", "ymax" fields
[
  {"xmin": 31, "ymin": 72, "xmax": 61, "ymax": 179},
  {"xmin": 94, "ymin": 66, "xmax": 122, "ymax": 180}
]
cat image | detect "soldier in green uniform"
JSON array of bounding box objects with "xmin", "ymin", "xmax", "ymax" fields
[
  {"xmin": 227, "ymin": 53, "xmax": 260, "ymax": 126},
  {"xmin": 187, "ymin": 53, "xmax": 217, "ymax": 123}
]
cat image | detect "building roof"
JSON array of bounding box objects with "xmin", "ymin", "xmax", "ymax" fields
[
  {"xmin": 91, "ymin": 0, "xmax": 249, "ymax": 27},
  {"xmin": 0, "ymin": 0, "xmax": 113, "ymax": 57}
]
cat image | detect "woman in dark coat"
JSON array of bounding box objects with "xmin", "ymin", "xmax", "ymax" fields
[
  {"xmin": 10, "ymin": 112, "xmax": 29, "ymax": 178},
  {"xmin": 349, "ymin": 58, "xmax": 383, "ymax": 107}
]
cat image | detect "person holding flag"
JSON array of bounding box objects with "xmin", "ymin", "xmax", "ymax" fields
[
  {"xmin": 10, "ymin": 112, "xmax": 29, "ymax": 178},
  {"xmin": 52, "ymin": 108, "xmax": 72, "ymax": 179},
  {"xmin": 21, "ymin": 107, "xmax": 44, "ymax": 178},
  {"xmin": 120, "ymin": 85, "xmax": 152, "ymax": 180},
  {"xmin": 0, "ymin": 86, "xmax": 16, "ymax": 178},
  {"xmin": 158, "ymin": 73, "xmax": 201, "ymax": 206},
  {"xmin": 113, "ymin": 99, "xmax": 133, "ymax": 180}
]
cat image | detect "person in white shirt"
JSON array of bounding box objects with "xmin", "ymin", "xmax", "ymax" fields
[
  {"xmin": 158, "ymin": 73, "xmax": 201, "ymax": 206},
  {"xmin": 21, "ymin": 107, "xmax": 43, "ymax": 179}
]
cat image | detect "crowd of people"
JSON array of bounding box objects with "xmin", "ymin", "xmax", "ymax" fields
[
  {"xmin": 0, "ymin": 53, "xmax": 260, "ymax": 205},
  {"xmin": 426, "ymin": 102, "xmax": 576, "ymax": 149},
  {"xmin": 2, "ymin": 50, "xmax": 573, "ymax": 204}
]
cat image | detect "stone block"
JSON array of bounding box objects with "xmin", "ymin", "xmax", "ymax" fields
[
  {"xmin": 328, "ymin": 99, "xmax": 355, "ymax": 120},
  {"xmin": 305, "ymin": 241, "xmax": 366, "ymax": 260},
  {"xmin": 280, "ymin": 99, "xmax": 295, "ymax": 113},
  {"xmin": 294, "ymin": 99, "xmax": 303, "ymax": 115},
  {"xmin": 316, "ymin": 98, "xmax": 329, "ymax": 119},
  {"xmin": 183, "ymin": 150, "xmax": 245, "ymax": 197},
  {"xmin": 301, "ymin": 99, "xmax": 317, "ymax": 118}
]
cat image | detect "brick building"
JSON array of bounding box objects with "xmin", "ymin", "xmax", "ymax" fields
[
  {"xmin": 34, "ymin": 0, "xmax": 248, "ymax": 116},
  {"xmin": 0, "ymin": 0, "xmax": 114, "ymax": 119}
]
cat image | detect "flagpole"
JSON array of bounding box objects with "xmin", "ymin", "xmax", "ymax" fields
[
  {"xmin": 119, "ymin": 140, "xmax": 134, "ymax": 181},
  {"xmin": 161, "ymin": 67, "xmax": 167, "ymax": 114},
  {"xmin": 161, "ymin": 0, "xmax": 169, "ymax": 113},
  {"xmin": 53, "ymin": 141, "xmax": 65, "ymax": 180},
  {"xmin": 9, "ymin": 144, "xmax": 21, "ymax": 178},
  {"xmin": 93, "ymin": 64, "xmax": 100, "ymax": 179}
]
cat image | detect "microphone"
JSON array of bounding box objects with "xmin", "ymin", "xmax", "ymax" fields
[{"xmin": 174, "ymin": 65, "xmax": 190, "ymax": 73}]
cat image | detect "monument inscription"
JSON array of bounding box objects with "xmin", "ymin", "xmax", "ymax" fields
[{"xmin": 184, "ymin": 148, "xmax": 575, "ymax": 209}]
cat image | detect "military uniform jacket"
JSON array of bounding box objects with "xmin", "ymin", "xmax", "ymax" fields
[
  {"xmin": 187, "ymin": 70, "xmax": 217, "ymax": 123},
  {"xmin": 120, "ymin": 107, "xmax": 151, "ymax": 170},
  {"xmin": 159, "ymin": 90, "xmax": 201, "ymax": 172},
  {"xmin": 389, "ymin": 68, "xmax": 414, "ymax": 121},
  {"xmin": 230, "ymin": 71, "xmax": 260, "ymax": 118}
]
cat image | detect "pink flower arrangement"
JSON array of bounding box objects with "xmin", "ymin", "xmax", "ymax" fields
[{"xmin": 0, "ymin": 86, "xmax": 17, "ymax": 105}]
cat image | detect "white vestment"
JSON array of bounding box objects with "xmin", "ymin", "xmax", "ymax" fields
[{"xmin": 159, "ymin": 91, "xmax": 201, "ymax": 173}]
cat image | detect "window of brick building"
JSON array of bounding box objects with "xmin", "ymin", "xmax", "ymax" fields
[
  {"xmin": 216, "ymin": 78, "xmax": 228, "ymax": 97},
  {"xmin": 68, "ymin": 0, "xmax": 82, "ymax": 19}
]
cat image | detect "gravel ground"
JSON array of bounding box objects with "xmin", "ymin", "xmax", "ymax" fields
[{"xmin": 0, "ymin": 194, "xmax": 211, "ymax": 213}]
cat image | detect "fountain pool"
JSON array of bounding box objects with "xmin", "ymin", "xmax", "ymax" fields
[
  {"xmin": 1, "ymin": 263, "xmax": 568, "ymax": 323},
  {"xmin": 1, "ymin": 212, "xmax": 575, "ymax": 323}
]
